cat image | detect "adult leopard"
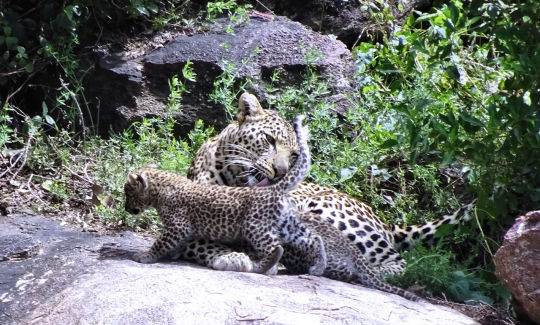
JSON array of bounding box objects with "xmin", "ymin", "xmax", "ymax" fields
[{"xmin": 184, "ymin": 92, "xmax": 471, "ymax": 275}]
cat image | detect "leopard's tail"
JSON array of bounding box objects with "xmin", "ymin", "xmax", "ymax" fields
[
  {"xmin": 273, "ymin": 115, "xmax": 310, "ymax": 193},
  {"xmin": 391, "ymin": 200, "xmax": 476, "ymax": 250}
]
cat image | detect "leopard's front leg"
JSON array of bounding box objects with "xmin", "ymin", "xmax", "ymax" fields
[{"xmin": 133, "ymin": 226, "xmax": 191, "ymax": 263}]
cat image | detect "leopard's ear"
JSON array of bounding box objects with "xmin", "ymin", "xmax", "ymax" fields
[
  {"xmin": 128, "ymin": 173, "xmax": 148, "ymax": 190},
  {"xmin": 236, "ymin": 92, "xmax": 265, "ymax": 125}
]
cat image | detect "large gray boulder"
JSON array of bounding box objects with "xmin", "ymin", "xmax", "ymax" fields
[
  {"xmin": 29, "ymin": 261, "xmax": 478, "ymax": 325},
  {"xmin": 85, "ymin": 17, "xmax": 356, "ymax": 136},
  {"xmin": 0, "ymin": 214, "xmax": 478, "ymax": 325}
]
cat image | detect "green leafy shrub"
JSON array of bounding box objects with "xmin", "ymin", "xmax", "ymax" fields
[
  {"xmin": 207, "ymin": 0, "xmax": 252, "ymax": 31},
  {"xmin": 90, "ymin": 63, "xmax": 213, "ymax": 228},
  {"xmin": 90, "ymin": 117, "xmax": 202, "ymax": 229},
  {"xmin": 342, "ymin": 0, "xmax": 539, "ymax": 305},
  {"xmin": 0, "ymin": 104, "xmax": 14, "ymax": 149},
  {"xmin": 388, "ymin": 244, "xmax": 510, "ymax": 305}
]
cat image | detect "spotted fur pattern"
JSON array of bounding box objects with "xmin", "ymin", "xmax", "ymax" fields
[
  {"xmin": 282, "ymin": 211, "xmax": 422, "ymax": 301},
  {"xmin": 124, "ymin": 115, "xmax": 327, "ymax": 275}
]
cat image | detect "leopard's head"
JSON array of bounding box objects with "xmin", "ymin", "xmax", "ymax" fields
[
  {"xmin": 124, "ymin": 171, "xmax": 150, "ymax": 215},
  {"xmin": 219, "ymin": 92, "xmax": 299, "ymax": 186}
]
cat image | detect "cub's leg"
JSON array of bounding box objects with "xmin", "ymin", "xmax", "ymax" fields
[
  {"xmin": 279, "ymin": 214, "xmax": 327, "ymax": 276},
  {"xmin": 243, "ymin": 224, "xmax": 284, "ymax": 274},
  {"xmin": 133, "ymin": 226, "xmax": 191, "ymax": 263}
]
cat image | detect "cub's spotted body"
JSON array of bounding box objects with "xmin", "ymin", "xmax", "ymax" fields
[
  {"xmin": 283, "ymin": 211, "xmax": 421, "ymax": 301},
  {"xmin": 184, "ymin": 92, "xmax": 471, "ymax": 275},
  {"xmin": 124, "ymin": 116, "xmax": 326, "ymax": 275}
]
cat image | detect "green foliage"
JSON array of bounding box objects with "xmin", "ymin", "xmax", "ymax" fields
[
  {"xmin": 209, "ymin": 46, "xmax": 259, "ymax": 121},
  {"xmin": 207, "ymin": 0, "xmax": 252, "ymax": 32},
  {"xmin": 91, "ymin": 68, "xmax": 214, "ymax": 228},
  {"xmin": 351, "ymin": 0, "xmax": 540, "ymax": 232},
  {"xmin": 127, "ymin": 0, "xmax": 159, "ymax": 17},
  {"xmin": 388, "ymin": 244, "xmax": 510, "ymax": 305},
  {"xmin": 167, "ymin": 60, "xmax": 196, "ymax": 115},
  {"xmin": 341, "ymin": 0, "xmax": 539, "ymax": 305},
  {"xmin": 0, "ymin": 0, "xmax": 180, "ymax": 134},
  {"xmin": 41, "ymin": 179, "xmax": 70, "ymax": 203},
  {"xmin": 209, "ymin": 61, "xmax": 238, "ymax": 121},
  {"xmin": 0, "ymin": 104, "xmax": 14, "ymax": 149}
]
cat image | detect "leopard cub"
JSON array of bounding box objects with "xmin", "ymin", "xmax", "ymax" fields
[
  {"xmin": 282, "ymin": 212, "xmax": 422, "ymax": 301},
  {"xmin": 124, "ymin": 115, "xmax": 326, "ymax": 275}
]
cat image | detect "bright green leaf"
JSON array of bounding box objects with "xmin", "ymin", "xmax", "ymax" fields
[
  {"xmin": 45, "ymin": 114, "xmax": 55, "ymax": 126},
  {"xmin": 339, "ymin": 167, "xmax": 358, "ymax": 182},
  {"xmin": 523, "ymin": 91, "xmax": 531, "ymax": 106},
  {"xmin": 5, "ymin": 36, "xmax": 18, "ymax": 48}
]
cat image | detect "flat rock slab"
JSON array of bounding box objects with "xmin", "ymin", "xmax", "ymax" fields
[
  {"xmin": 0, "ymin": 214, "xmax": 477, "ymax": 325},
  {"xmin": 29, "ymin": 262, "xmax": 477, "ymax": 325}
]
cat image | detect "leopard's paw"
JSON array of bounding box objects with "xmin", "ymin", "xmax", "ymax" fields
[
  {"xmin": 211, "ymin": 252, "xmax": 254, "ymax": 273},
  {"xmin": 264, "ymin": 264, "xmax": 279, "ymax": 276},
  {"xmin": 132, "ymin": 252, "xmax": 158, "ymax": 264}
]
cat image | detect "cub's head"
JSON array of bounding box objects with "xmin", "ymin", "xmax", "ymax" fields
[
  {"xmin": 221, "ymin": 92, "xmax": 299, "ymax": 186},
  {"xmin": 124, "ymin": 171, "xmax": 150, "ymax": 215}
]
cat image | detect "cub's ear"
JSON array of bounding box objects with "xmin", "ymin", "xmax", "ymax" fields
[
  {"xmin": 236, "ymin": 92, "xmax": 265, "ymax": 125},
  {"xmin": 128, "ymin": 173, "xmax": 148, "ymax": 190}
]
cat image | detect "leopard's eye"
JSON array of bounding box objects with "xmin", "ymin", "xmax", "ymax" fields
[
  {"xmin": 290, "ymin": 152, "xmax": 299, "ymax": 161},
  {"xmin": 265, "ymin": 134, "xmax": 276, "ymax": 147}
]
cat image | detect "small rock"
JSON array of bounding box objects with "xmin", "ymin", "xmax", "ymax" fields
[
  {"xmin": 0, "ymin": 235, "xmax": 41, "ymax": 261},
  {"xmin": 494, "ymin": 210, "xmax": 540, "ymax": 323}
]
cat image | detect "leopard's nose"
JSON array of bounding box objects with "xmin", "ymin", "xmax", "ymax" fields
[{"xmin": 273, "ymin": 164, "xmax": 288, "ymax": 178}]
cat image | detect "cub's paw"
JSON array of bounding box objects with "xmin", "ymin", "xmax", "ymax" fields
[
  {"xmin": 211, "ymin": 252, "xmax": 254, "ymax": 273},
  {"xmin": 255, "ymin": 245, "xmax": 283, "ymax": 275},
  {"xmin": 132, "ymin": 252, "xmax": 158, "ymax": 264}
]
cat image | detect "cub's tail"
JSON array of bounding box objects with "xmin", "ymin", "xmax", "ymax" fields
[{"xmin": 273, "ymin": 115, "xmax": 310, "ymax": 193}]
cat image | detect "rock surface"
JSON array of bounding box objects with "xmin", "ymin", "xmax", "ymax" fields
[
  {"xmin": 0, "ymin": 214, "xmax": 478, "ymax": 325},
  {"xmin": 494, "ymin": 210, "xmax": 540, "ymax": 324},
  {"xmin": 257, "ymin": 0, "xmax": 432, "ymax": 46},
  {"xmin": 85, "ymin": 17, "xmax": 356, "ymax": 136}
]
